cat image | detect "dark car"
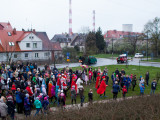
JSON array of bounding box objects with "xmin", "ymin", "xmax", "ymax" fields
[{"xmin": 79, "ymin": 56, "xmax": 97, "ymax": 65}]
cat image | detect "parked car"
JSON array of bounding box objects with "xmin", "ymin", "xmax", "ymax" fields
[
  {"xmin": 117, "ymin": 54, "xmax": 127, "ymax": 63},
  {"xmin": 79, "ymin": 56, "xmax": 97, "ymax": 65},
  {"xmin": 134, "ymin": 53, "xmax": 144, "ymax": 58}
]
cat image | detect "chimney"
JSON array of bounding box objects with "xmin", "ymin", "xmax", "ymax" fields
[
  {"xmin": 13, "ymin": 28, "xmax": 16, "ymax": 34},
  {"xmin": 33, "ymin": 29, "xmax": 36, "ymax": 33}
]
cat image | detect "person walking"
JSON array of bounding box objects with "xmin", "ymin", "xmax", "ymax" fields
[
  {"xmin": 145, "ymin": 71, "xmax": 149, "ymax": 86},
  {"xmin": 112, "ymin": 81, "xmax": 120, "ymax": 100},
  {"xmin": 150, "ymin": 79, "xmax": 157, "ymax": 95},
  {"xmin": 34, "ymin": 97, "xmax": 42, "ymax": 116}
]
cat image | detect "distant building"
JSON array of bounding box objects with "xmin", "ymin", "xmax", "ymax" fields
[
  {"xmin": 51, "ymin": 33, "xmax": 86, "ymax": 52},
  {"xmin": 122, "ymin": 24, "xmax": 133, "ymax": 32},
  {"xmin": 104, "ymin": 30, "xmax": 142, "ymax": 41},
  {"xmin": 0, "ymin": 22, "xmax": 62, "ymax": 62}
]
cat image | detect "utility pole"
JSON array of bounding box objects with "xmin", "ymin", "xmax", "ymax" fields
[
  {"xmin": 112, "ymin": 38, "xmax": 113, "ymax": 59},
  {"xmin": 147, "ymin": 32, "xmax": 148, "ymax": 61}
]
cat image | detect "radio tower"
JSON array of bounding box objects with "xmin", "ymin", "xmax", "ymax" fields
[
  {"xmin": 69, "ymin": 0, "xmax": 72, "ymax": 35},
  {"xmin": 93, "ymin": 10, "xmax": 95, "ymax": 32}
]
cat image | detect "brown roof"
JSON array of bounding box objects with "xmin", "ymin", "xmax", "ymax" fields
[{"xmin": 35, "ymin": 32, "xmax": 62, "ymax": 51}]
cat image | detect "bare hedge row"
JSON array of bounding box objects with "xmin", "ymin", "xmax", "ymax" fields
[{"xmin": 28, "ymin": 95, "xmax": 160, "ymax": 120}]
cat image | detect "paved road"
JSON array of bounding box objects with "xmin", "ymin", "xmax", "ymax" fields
[{"xmin": 39, "ymin": 58, "xmax": 160, "ymax": 69}]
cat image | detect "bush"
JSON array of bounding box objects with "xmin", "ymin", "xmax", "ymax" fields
[{"xmin": 28, "ymin": 95, "xmax": 160, "ymax": 120}]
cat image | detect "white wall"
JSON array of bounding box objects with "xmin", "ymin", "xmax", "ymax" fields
[
  {"xmin": 19, "ymin": 33, "xmax": 42, "ymax": 51},
  {"xmin": 0, "ymin": 51, "xmax": 52, "ymax": 62}
]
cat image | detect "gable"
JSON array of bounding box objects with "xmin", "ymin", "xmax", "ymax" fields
[{"xmin": 21, "ymin": 33, "xmax": 42, "ymax": 42}]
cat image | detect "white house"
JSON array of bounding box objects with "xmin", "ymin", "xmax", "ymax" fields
[{"xmin": 0, "ymin": 22, "xmax": 62, "ymax": 62}]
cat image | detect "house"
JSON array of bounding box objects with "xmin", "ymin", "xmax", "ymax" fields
[
  {"xmin": 0, "ymin": 22, "xmax": 62, "ymax": 62},
  {"xmin": 51, "ymin": 33, "xmax": 86, "ymax": 52},
  {"xmin": 104, "ymin": 30, "xmax": 142, "ymax": 42}
]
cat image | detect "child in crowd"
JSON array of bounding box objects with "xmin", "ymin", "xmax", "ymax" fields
[
  {"xmin": 140, "ymin": 83, "xmax": 145, "ymax": 96},
  {"xmin": 88, "ymin": 89, "xmax": 93, "ymax": 104},
  {"xmin": 42, "ymin": 97, "xmax": 49, "ymax": 114},
  {"xmin": 71, "ymin": 86, "xmax": 76, "ymax": 105},
  {"xmin": 122, "ymin": 86, "xmax": 127, "ymax": 99}
]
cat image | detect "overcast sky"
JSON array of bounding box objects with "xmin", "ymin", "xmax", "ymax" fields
[{"xmin": 0, "ymin": 0, "xmax": 160, "ymax": 39}]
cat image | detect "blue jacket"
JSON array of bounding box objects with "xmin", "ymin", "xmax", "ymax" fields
[
  {"xmin": 140, "ymin": 84, "xmax": 145, "ymax": 93},
  {"xmin": 112, "ymin": 84, "xmax": 120, "ymax": 93},
  {"xmin": 123, "ymin": 77, "xmax": 131, "ymax": 86},
  {"xmin": 24, "ymin": 97, "xmax": 30, "ymax": 110},
  {"xmin": 42, "ymin": 100, "xmax": 49, "ymax": 110},
  {"xmin": 16, "ymin": 91, "xmax": 22, "ymax": 103}
]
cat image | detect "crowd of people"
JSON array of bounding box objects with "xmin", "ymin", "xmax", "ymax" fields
[{"xmin": 0, "ymin": 62, "xmax": 157, "ymax": 120}]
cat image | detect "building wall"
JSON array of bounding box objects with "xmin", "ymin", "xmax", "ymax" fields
[
  {"xmin": 0, "ymin": 51, "xmax": 52, "ymax": 62},
  {"xmin": 19, "ymin": 33, "xmax": 42, "ymax": 51}
]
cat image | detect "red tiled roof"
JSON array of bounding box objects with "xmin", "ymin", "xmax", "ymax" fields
[
  {"xmin": 0, "ymin": 30, "xmax": 30, "ymax": 52},
  {"xmin": 104, "ymin": 30, "xmax": 142, "ymax": 39},
  {"xmin": 0, "ymin": 22, "xmax": 13, "ymax": 31}
]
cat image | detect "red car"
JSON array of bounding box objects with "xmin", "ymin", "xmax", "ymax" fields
[{"xmin": 117, "ymin": 54, "xmax": 127, "ymax": 63}]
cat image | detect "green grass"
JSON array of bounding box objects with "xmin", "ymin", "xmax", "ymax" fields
[
  {"xmin": 92, "ymin": 54, "xmax": 133, "ymax": 58},
  {"xmin": 49, "ymin": 65, "xmax": 160, "ymax": 107},
  {"xmin": 92, "ymin": 54, "xmax": 120, "ymax": 58},
  {"xmin": 142, "ymin": 59, "xmax": 160, "ymax": 62}
]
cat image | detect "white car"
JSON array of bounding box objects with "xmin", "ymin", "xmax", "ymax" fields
[{"xmin": 134, "ymin": 53, "xmax": 144, "ymax": 58}]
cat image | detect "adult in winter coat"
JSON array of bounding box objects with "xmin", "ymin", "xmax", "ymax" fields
[
  {"xmin": 26, "ymin": 85, "xmax": 33, "ymax": 96},
  {"xmin": 0, "ymin": 97, "xmax": 8, "ymax": 120},
  {"xmin": 112, "ymin": 81, "xmax": 120, "ymax": 100},
  {"xmin": 6, "ymin": 91, "xmax": 15, "ymax": 120},
  {"xmin": 24, "ymin": 94, "xmax": 31, "ymax": 117},
  {"xmin": 97, "ymin": 76, "xmax": 108, "ymax": 97},
  {"xmin": 131, "ymin": 75, "xmax": 137, "ymax": 91},
  {"xmin": 48, "ymin": 82, "xmax": 53, "ymax": 98},
  {"xmin": 15, "ymin": 88, "xmax": 23, "ymax": 113},
  {"xmin": 145, "ymin": 71, "xmax": 149, "ymax": 86}
]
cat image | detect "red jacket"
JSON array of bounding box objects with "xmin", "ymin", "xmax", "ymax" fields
[
  {"xmin": 26, "ymin": 86, "xmax": 33, "ymax": 96},
  {"xmin": 95, "ymin": 76, "xmax": 100, "ymax": 89},
  {"xmin": 97, "ymin": 80, "xmax": 106, "ymax": 95},
  {"xmin": 11, "ymin": 84, "xmax": 16, "ymax": 91}
]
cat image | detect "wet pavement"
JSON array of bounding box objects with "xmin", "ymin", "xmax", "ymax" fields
[{"xmin": 39, "ymin": 58, "xmax": 160, "ymax": 69}]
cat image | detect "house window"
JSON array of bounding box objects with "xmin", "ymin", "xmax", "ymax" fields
[
  {"xmin": 14, "ymin": 54, "xmax": 17, "ymax": 58},
  {"xmin": 25, "ymin": 53, "xmax": 28, "ymax": 58},
  {"xmin": 8, "ymin": 32, "xmax": 12, "ymax": 36},
  {"xmin": 35, "ymin": 53, "xmax": 39, "ymax": 58},
  {"xmin": 8, "ymin": 42, "xmax": 14, "ymax": 46},
  {"xmin": 44, "ymin": 52, "xmax": 50, "ymax": 56},
  {"xmin": 26, "ymin": 43, "xmax": 30, "ymax": 48},
  {"xmin": 29, "ymin": 36, "xmax": 34, "ymax": 39},
  {"xmin": 33, "ymin": 43, "xmax": 37, "ymax": 48}
]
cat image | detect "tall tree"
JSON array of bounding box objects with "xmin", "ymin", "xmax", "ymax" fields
[
  {"xmin": 96, "ymin": 27, "xmax": 106, "ymax": 53},
  {"xmin": 144, "ymin": 17, "xmax": 160, "ymax": 57},
  {"xmin": 85, "ymin": 32, "xmax": 97, "ymax": 55}
]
